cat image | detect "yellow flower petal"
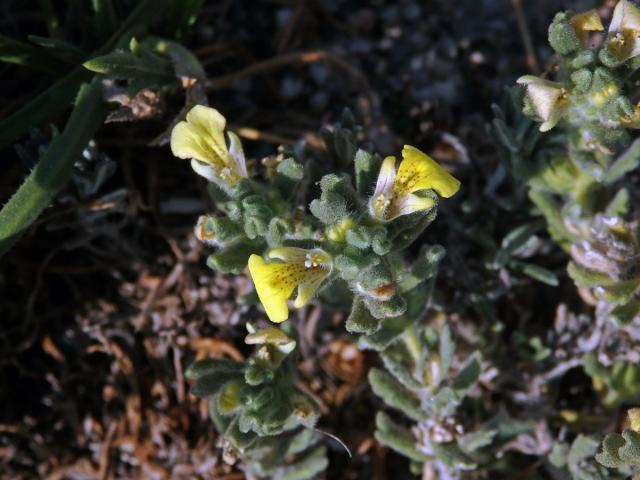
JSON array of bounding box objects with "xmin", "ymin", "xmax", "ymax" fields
[
  {"xmin": 539, "ymin": 106, "xmax": 565, "ymax": 132},
  {"xmin": 370, "ymin": 156, "xmax": 397, "ymax": 220},
  {"xmin": 294, "ymin": 277, "xmax": 325, "ymax": 308},
  {"xmin": 170, "ymin": 106, "xmax": 229, "ymax": 166},
  {"xmin": 227, "ymin": 131, "xmax": 248, "ymax": 178},
  {"xmin": 170, "ymin": 105, "xmax": 248, "ymax": 186},
  {"xmin": 186, "ymin": 104, "xmax": 227, "ymax": 153},
  {"xmin": 395, "ymin": 145, "xmax": 461, "ymax": 198},
  {"xmin": 170, "ymin": 120, "xmax": 213, "ymax": 164},
  {"xmin": 248, "ymin": 254, "xmax": 297, "ymax": 323},
  {"xmin": 373, "ymin": 156, "xmax": 397, "ymax": 197},
  {"xmin": 248, "ymin": 249, "xmax": 332, "ymax": 323}
]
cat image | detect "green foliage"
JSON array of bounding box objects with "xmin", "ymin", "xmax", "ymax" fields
[
  {"xmin": 367, "ymin": 325, "xmax": 523, "ymax": 476},
  {"xmin": 186, "ymin": 325, "xmax": 326, "ymax": 479},
  {"xmin": 549, "ymin": 435, "xmax": 622, "ymax": 480},
  {"xmin": 84, "ymin": 39, "xmax": 176, "ymax": 87},
  {"xmin": 9, "ymin": 0, "xmax": 640, "ymax": 477},
  {"xmin": 510, "ymin": 2, "xmax": 640, "ymax": 476},
  {"xmin": 0, "ymin": 0, "xmax": 211, "ymax": 257},
  {"xmin": 179, "ymin": 99, "xmax": 466, "ymax": 473},
  {"xmin": 187, "ymin": 112, "xmax": 453, "ymax": 325},
  {"xmin": 583, "ymin": 353, "xmax": 640, "ymax": 407},
  {"xmin": 596, "ymin": 430, "xmax": 640, "ymax": 473},
  {"xmin": 514, "ymin": 2, "xmax": 640, "ymax": 326}
]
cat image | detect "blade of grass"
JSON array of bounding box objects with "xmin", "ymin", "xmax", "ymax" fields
[
  {"xmin": 84, "ymin": 50, "xmax": 175, "ymax": 83},
  {"xmin": 0, "ymin": 81, "xmax": 108, "ymax": 257}
]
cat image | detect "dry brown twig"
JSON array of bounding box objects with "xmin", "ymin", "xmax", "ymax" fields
[{"xmin": 511, "ymin": 0, "xmax": 540, "ymax": 74}]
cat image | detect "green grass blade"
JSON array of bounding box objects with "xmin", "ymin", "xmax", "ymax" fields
[
  {"xmin": 0, "ymin": 81, "xmax": 108, "ymax": 257},
  {"xmin": 84, "ymin": 50, "xmax": 175, "ymax": 83}
]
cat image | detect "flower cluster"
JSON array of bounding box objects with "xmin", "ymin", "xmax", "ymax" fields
[{"xmin": 170, "ymin": 105, "xmax": 460, "ymax": 325}]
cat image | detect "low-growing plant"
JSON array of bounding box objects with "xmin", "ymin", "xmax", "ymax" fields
[
  {"xmin": 510, "ymin": 0, "xmax": 640, "ymax": 476},
  {"xmin": 171, "ymin": 101, "xmax": 477, "ymax": 476},
  {"xmin": 5, "ymin": 0, "xmax": 640, "ymax": 478},
  {"xmin": 176, "ymin": 2, "xmax": 640, "ymax": 476}
]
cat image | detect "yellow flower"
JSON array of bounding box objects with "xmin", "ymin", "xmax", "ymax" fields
[
  {"xmin": 607, "ymin": 0, "xmax": 640, "ymax": 62},
  {"xmin": 248, "ymin": 247, "xmax": 333, "ymax": 323},
  {"xmin": 517, "ymin": 76, "xmax": 568, "ymax": 132},
  {"xmin": 369, "ymin": 145, "xmax": 460, "ymax": 222},
  {"xmin": 570, "ymin": 9, "xmax": 604, "ymax": 46},
  {"xmin": 170, "ymin": 105, "xmax": 248, "ymax": 186}
]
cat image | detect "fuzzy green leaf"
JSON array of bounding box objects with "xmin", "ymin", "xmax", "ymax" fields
[
  {"xmin": 185, "ymin": 358, "xmax": 245, "ymax": 381},
  {"xmin": 346, "ymin": 297, "xmax": 381, "ymax": 335},
  {"xmin": 279, "ymin": 445, "xmax": 328, "ymax": 480},
  {"xmin": 603, "ymin": 138, "xmax": 640, "ymax": 184},
  {"xmin": 438, "ymin": 325, "xmax": 454, "ymax": 384},
  {"xmin": 207, "ymin": 239, "xmax": 265, "ymax": 274},
  {"xmin": 374, "ymin": 412, "xmax": 431, "ymax": 463},
  {"xmin": 368, "ymin": 368, "xmax": 423, "ymax": 422},
  {"xmin": 83, "ymin": 50, "xmax": 175, "ymax": 84}
]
